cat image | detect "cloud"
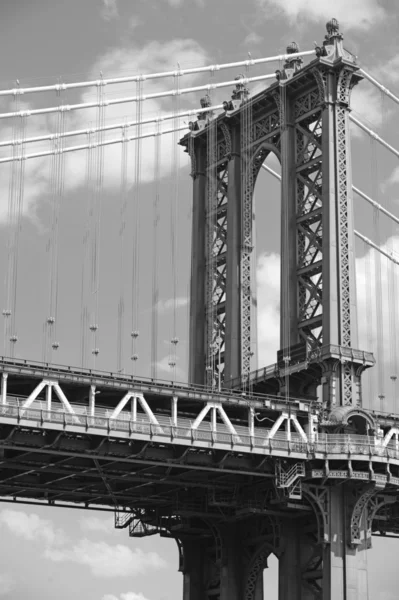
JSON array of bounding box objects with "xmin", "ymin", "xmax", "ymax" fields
[
  {"xmin": 378, "ymin": 53, "xmax": 399, "ymax": 85},
  {"xmin": 0, "ymin": 509, "xmax": 67, "ymax": 547},
  {"xmin": 46, "ymin": 539, "xmax": 166, "ymax": 578},
  {"xmin": 80, "ymin": 515, "xmax": 113, "ymax": 533},
  {"xmin": 257, "ymin": 252, "xmax": 280, "ymax": 367},
  {"xmin": 103, "ymin": 594, "xmax": 150, "ymax": 600},
  {"xmin": 0, "ymin": 39, "xmax": 208, "ymax": 224},
  {"xmin": 255, "ymin": 0, "xmax": 385, "ymax": 31},
  {"xmin": 156, "ymin": 297, "xmax": 188, "ymax": 313},
  {"xmin": 387, "ymin": 165, "xmax": 399, "ymax": 186},
  {"xmin": 243, "ymin": 32, "xmax": 263, "ymax": 46},
  {"xmin": 128, "ymin": 16, "xmax": 141, "ymax": 29},
  {"xmin": 0, "ymin": 574, "xmax": 15, "ymax": 596},
  {"xmin": 350, "ymin": 85, "xmax": 390, "ymax": 136},
  {"xmin": 100, "ymin": 0, "xmax": 119, "ymax": 21},
  {"xmin": 161, "ymin": 0, "xmax": 204, "ymax": 6}
]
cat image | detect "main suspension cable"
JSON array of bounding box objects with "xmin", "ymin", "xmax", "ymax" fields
[
  {"xmin": 0, "ymin": 49, "xmax": 314, "ymax": 97},
  {"xmin": 359, "ymin": 69, "xmax": 399, "ymax": 108},
  {"xmin": 0, "ymin": 73, "xmax": 276, "ymax": 120},
  {"xmin": 0, "ymin": 102, "xmax": 225, "ymax": 149}
]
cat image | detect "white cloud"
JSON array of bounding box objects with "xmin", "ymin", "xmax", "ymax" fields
[
  {"xmin": 103, "ymin": 594, "xmax": 150, "ymax": 600},
  {"xmin": 128, "ymin": 16, "xmax": 141, "ymax": 29},
  {"xmin": 257, "ymin": 252, "xmax": 280, "ymax": 367},
  {"xmin": 156, "ymin": 296, "xmax": 188, "ymax": 313},
  {"xmin": 0, "ymin": 509, "xmax": 67, "ymax": 547},
  {"xmin": 80, "ymin": 515, "xmax": 113, "ymax": 533},
  {"xmin": 243, "ymin": 32, "xmax": 263, "ymax": 46},
  {"xmin": 350, "ymin": 85, "xmax": 390, "ymax": 136},
  {"xmin": 256, "ymin": 0, "xmax": 385, "ymax": 31},
  {"xmin": 100, "ymin": 0, "xmax": 119, "ymax": 21},
  {"xmin": 46, "ymin": 539, "xmax": 166, "ymax": 578},
  {"xmin": 0, "ymin": 39, "xmax": 208, "ymax": 224},
  {"xmin": 161, "ymin": 0, "xmax": 204, "ymax": 6},
  {"xmin": 378, "ymin": 53, "xmax": 399, "ymax": 85},
  {"xmin": 0, "ymin": 574, "xmax": 15, "ymax": 596}
]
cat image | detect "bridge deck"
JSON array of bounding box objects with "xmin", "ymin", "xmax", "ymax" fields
[{"xmin": 0, "ymin": 359, "xmax": 397, "ymax": 516}]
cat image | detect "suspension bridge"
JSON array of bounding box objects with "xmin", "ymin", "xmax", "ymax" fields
[{"xmin": 0, "ymin": 17, "xmax": 399, "ymax": 599}]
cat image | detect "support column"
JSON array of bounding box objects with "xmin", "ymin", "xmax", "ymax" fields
[
  {"xmin": 219, "ymin": 528, "xmax": 243, "ymax": 600},
  {"xmin": 278, "ymin": 521, "xmax": 322, "ymax": 600},
  {"xmin": 182, "ymin": 539, "xmax": 205, "ymax": 600},
  {"xmin": 224, "ymin": 125, "xmax": 242, "ymax": 385},
  {"xmin": 323, "ymin": 486, "xmax": 368, "ymax": 600},
  {"xmin": 279, "ymin": 84, "xmax": 299, "ymax": 354},
  {"xmin": 188, "ymin": 142, "xmax": 207, "ymax": 385}
]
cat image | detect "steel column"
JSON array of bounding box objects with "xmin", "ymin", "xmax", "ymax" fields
[{"xmin": 188, "ymin": 142, "xmax": 207, "ymax": 385}]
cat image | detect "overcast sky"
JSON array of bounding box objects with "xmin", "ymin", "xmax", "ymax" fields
[{"xmin": 0, "ymin": 0, "xmax": 398, "ymax": 599}]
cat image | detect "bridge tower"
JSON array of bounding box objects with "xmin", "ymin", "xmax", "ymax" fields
[{"xmin": 181, "ymin": 18, "xmax": 377, "ymax": 600}]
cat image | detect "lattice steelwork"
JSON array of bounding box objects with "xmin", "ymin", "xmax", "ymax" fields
[
  {"xmin": 184, "ymin": 19, "xmax": 370, "ymax": 409},
  {"xmin": 295, "ymin": 90, "xmax": 324, "ymax": 350},
  {"xmin": 240, "ymin": 93, "xmax": 254, "ymax": 378},
  {"xmin": 206, "ymin": 155, "xmax": 229, "ymax": 388}
]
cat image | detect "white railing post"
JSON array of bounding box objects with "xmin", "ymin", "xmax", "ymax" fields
[
  {"xmin": 248, "ymin": 407, "xmax": 255, "ymax": 438},
  {"xmin": 211, "ymin": 408, "xmax": 217, "ymax": 433},
  {"xmin": 46, "ymin": 383, "xmax": 52, "ymax": 411},
  {"xmin": 171, "ymin": 396, "xmax": 178, "ymax": 427},
  {"xmin": 89, "ymin": 385, "xmax": 96, "ymax": 417},
  {"xmin": 132, "ymin": 396, "xmax": 137, "ymax": 422},
  {"xmin": 1, "ymin": 373, "xmax": 8, "ymax": 406},
  {"xmin": 286, "ymin": 417, "xmax": 291, "ymax": 442}
]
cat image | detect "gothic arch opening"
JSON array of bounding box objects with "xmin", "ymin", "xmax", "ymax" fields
[
  {"xmin": 263, "ymin": 553, "xmax": 279, "ymax": 598},
  {"xmin": 253, "ymin": 149, "xmax": 281, "ymax": 370}
]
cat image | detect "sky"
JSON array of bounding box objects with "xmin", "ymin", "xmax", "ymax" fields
[{"xmin": 0, "ymin": 0, "xmax": 399, "ymax": 599}]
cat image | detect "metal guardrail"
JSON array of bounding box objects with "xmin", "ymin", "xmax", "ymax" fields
[
  {"xmin": 0, "ymin": 356, "xmax": 313, "ymax": 408},
  {"xmin": 0, "ymin": 398, "xmax": 398, "ymax": 462}
]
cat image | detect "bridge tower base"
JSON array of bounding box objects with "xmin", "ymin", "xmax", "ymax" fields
[{"xmin": 278, "ymin": 485, "xmax": 370, "ymax": 600}]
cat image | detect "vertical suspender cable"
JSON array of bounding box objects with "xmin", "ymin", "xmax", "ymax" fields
[
  {"xmin": 382, "ymin": 88, "xmax": 398, "ymax": 413},
  {"xmin": 117, "ymin": 124, "xmax": 129, "ymax": 373},
  {"xmin": 8, "ymin": 105, "xmax": 26, "ymax": 358},
  {"xmin": 90, "ymin": 75, "xmax": 105, "ymax": 367},
  {"xmin": 151, "ymin": 119, "xmax": 161, "ymax": 380},
  {"xmin": 186, "ymin": 131, "xmax": 194, "ymax": 382},
  {"xmin": 370, "ymin": 137, "xmax": 384, "ymax": 410},
  {"xmin": 169, "ymin": 66, "xmax": 181, "ymax": 381},
  {"xmin": 80, "ymin": 131, "xmax": 94, "ymax": 367},
  {"xmin": 3, "ymin": 85, "xmax": 20, "ymax": 356},
  {"xmin": 131, "ymin": 79, "xmax": 143, "ymax": 373},
  {"xmin": 44, "ymin": 85, "xmax": 65, "ymax": 363},
  {"xmin": 365, "ymin": 236, "xmax": 375, "ymax": 407}
]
